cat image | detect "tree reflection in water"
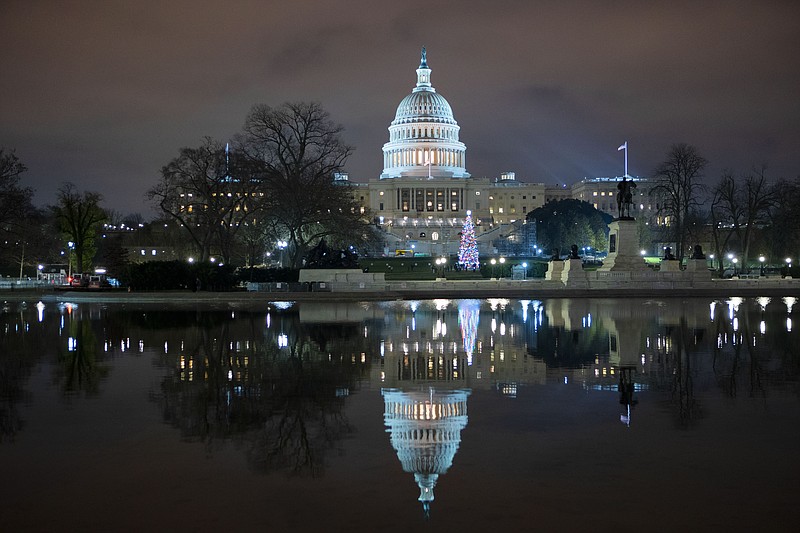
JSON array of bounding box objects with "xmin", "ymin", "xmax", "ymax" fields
[
  {"xmin": 154, "ymin": 310, "xmax": 368, "ymax": 477},
  {"xmin": 55, "ymin": 307, "xmax": 110, "ymax": 396},
  {"xmin": 0, "ymin": 303, "xmax": 38, "ymax": 441}
]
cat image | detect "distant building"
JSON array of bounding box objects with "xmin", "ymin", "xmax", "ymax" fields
[{"xmin": 570, "ymin": 176, "xmax": 655, "ymax": 219}]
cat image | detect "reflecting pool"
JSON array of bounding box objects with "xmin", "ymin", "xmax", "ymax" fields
[{"xmin": 1, "ymin": 297, "xmax": 798, "ymax": 531}]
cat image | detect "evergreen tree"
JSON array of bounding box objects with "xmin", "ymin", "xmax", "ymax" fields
[{"xmin": 458, "ymin": 210, "xmax": 480, "ymax": 270}]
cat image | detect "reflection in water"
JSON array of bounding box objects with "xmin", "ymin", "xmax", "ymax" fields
[
  {"xmin": 153, "ymin": 306, "xmax": 368, "ymax": 477},
  {"xmin": 458, "ymin": 299, "xmax": 480, "ymax": 361},
  {"xmin": 57, "ymin": 306, "xmax": 110, "ymax": 396},
  {"xmin": 382, "ymin": 387, "xmax": 470, "ymax": 518},
  {"xmin": 2, "ymin": 297, "xmax": 798, "ymax": 460}
]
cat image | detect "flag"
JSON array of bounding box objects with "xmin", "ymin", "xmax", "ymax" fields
[{"xmin": 618, "ymin": 142, "xmax": 627, "ymax": 151}]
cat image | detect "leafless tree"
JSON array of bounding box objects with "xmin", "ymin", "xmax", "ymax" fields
[
  {"xmin": 650, "ymin": 144, "xmax": 707, "ymax": 262},
  {"xmin": 710, "ymin": 166, "xmax": 779, "ymax": 272},
  {"xmin": 768, "ymin": 177, "xmax": 800, "ymax": 260},
  {"xmin": 148, "ymin": 138, "xmax": 264, "ymax": 263},
  {"xmin": 709, "ymin": 172, "xmax": 738, "ymax": 275},
  {"xmin": 0, "ymin": 148, "xmax": 34, "ymax": 234},
  {"xmin": 240, "ymin": 102, "xmax": 372, "ymax": 267}
]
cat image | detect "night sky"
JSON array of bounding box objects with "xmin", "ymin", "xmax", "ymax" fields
[{"xmin": 2, "ymin": 1, "xmax": 798, "ymax": 215}]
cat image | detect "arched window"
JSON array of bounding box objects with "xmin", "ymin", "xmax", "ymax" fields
[{"xmin": 431, "ymin": 231, "xmax": 439, "ymax": 241}]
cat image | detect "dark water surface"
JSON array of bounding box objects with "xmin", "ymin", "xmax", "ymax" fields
[{"xmin": 1, "ymin": 297, "xmax": 798, "ymax": 532}]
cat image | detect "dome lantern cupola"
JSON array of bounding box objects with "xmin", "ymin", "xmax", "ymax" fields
[{"xmin": 415, "ymin": 46, "xmax": 432, "ymax": 90}]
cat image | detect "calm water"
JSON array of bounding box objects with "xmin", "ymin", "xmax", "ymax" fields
[{"xmin": 1, "ymin": 297, "xmax": 798, "ymax": 532}]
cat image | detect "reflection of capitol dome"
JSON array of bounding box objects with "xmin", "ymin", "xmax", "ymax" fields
[
  {"xmin": 382, "ymin": 387, "xmax": 471, "ymax": 515},
  {"xmin": 381, "ymin": 48, "xmax": 470, "ymax": 179}
]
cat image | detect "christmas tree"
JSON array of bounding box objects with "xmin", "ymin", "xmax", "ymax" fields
[{"xmin": 458, "ymin": 210, "xmax": 480, "ymax": 270}]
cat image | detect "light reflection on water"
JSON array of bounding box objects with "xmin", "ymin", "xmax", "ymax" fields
[{"xmin": 1, "ymin": 297, "xmax": 799, "ymax": 530}]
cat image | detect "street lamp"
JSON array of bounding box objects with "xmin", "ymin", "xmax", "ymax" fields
[
  {"xmin": 499, "ymin": 257, "xmax": 506, "ymax": 279},
  {"xmin": 67, "ymin": 241, "xmax": 75, "ymax": 281},
  {"xmin": 490, "ymin": 258, "xmax": 497, "ymax": 279},
  {"xmin": 435, "ymin": 257, "xmax": 447, "ymax": 279},
  {"xmin": 732, "ymin": 257, "xmax": 738, "ymax": 276},
  {"xmin": 277, "ymin": 240, "xmax": 288, "ymax": 267},
  {"xmin": 759, "ymin": 256, "xmax": 766, "ymax": 276}
]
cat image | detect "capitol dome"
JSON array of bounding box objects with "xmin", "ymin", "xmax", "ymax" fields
[
  {"xmin": 381, "ymin": 48, "xmax": 469, "ymax": 179},
  {"xmin": 392, "ymin": 91, "xmax": 456, "ymax": 126}
]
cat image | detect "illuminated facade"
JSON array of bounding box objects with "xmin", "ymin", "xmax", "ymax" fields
[
  {"xmin": 361, "ymin": 50, "xmax": 546, "ymax": 255},
  {"xmin": 569, "ymin": 176, "xmax": 655, "ymax": 219}
]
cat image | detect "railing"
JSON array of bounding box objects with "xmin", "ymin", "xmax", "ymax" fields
[{"xmin": 0, "ymin": 280, "xmax": 53, "ymax": 290}]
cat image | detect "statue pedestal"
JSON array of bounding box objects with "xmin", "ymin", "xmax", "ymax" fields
[
  {"xmin": 685, "ymin": 259, "xmax": 712, "ymax": 280},
  {"xmin": 660, "ymin": 260, "xmax": 681, "ymax": 272},
  {"xmin": 545, "ymin": 260, "xmax": 564, "ymax": 281},
  {"xmin": 598, "ymin": 219, "xmax": 646, "ymax": 271},
  {"xmin": 562, "ymin": 258, "xmax": 589, "ymax": 287}
]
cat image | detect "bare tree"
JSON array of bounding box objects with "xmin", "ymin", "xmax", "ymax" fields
[
  {"xmin": 0, "ymin": 148, "xmax": 35, "ymax": 234},
  {"xmin": 148, "ymin": 138, "xmax": 264, "ymax": 263},
  {"xmin": 650, "ymin": 144, "xmax": 707, "ymax": 262},
  {"xmin": 710, "ymin": 166, "xmax": 779, "ymax": 273},
  {"xmin": 240, "ymin": 102, "xmax": 371, "ymax": 267},
  {"xmin": 709, "ymin": 171, "xmax": 738, "ymax": 275},
  {"xmin": 53, "ymin": 183, "xmax": 106, "ymax": 273},
  {"xmin": 768, "ymin": 177, "xmax": 800, "ymax": 261}
]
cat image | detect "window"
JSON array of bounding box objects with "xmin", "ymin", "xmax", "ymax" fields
[
  {"xmin": 431, "ymin": 232, "xmax": 439, "ymax": 241},
  {"xmin": 379, "ymin": 202, "xmax": 384, "ymax": 210}
]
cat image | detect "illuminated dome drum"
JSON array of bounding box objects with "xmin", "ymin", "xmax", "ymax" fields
[{"xmin": 381, "ymin": 48, "xmax": 470, "ymax": 179}]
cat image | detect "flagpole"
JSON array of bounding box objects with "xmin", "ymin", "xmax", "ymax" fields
[
  {"xmin": 618, "ymin": 141, "xmax": 628, "ymax": 178},
  {"xmin": 624, "ymin": 142, "xmax": 628, "ymax": 178}
]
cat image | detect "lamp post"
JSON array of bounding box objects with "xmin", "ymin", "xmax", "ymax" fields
[
  {"xmin": 67, "ymin": 241, "xmax": 75, "ymax": 281},
  {"xmin": 435, "ymin": 257, "xmax": 447, "ymax": 279},
  {"xmin": 499, "ymin": 257, "xmax": 506, "ymax": 279},
  {"xmin": 490, "ymin": 258, "xmax": 497, "ymax": 279},
  {"xmin": 732, "ymin": 257, "xmax": 738, "ymax": 276},
  {"xmin": 277, "ymin": 240, "xmax": 288, "ymax": 268},
  {"xmin": 759, "ymin": 256, "xmax": 766, "ymax": 277}
]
